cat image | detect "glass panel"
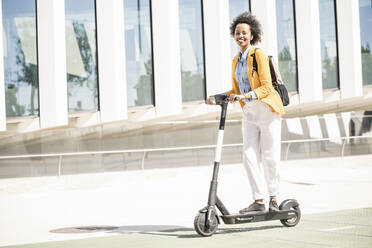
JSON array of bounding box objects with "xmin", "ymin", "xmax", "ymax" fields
[
  {"xmin": 178, "ymin": 0, "xmax": 205, "ymax": 102},
  {"xmin": 276, "ymin": 0, "xmax": 298, "ymax": 92},
  {"xmin": 124, "ymin": 0, "xmax": 154, "ymax": 107},
  {"xmin": 2, "ymin": 0, "xmax": 38, "ymax": 117},
  {"xmin": 229, "ymin": 0, "xmax": 250, "ymax": 60},
  {"xmin": 359, "ymin": 0, "xmax": 372, "ymax": 85},
  {"xmin": 65, "ymin": 0, "xmax": 99, "ymax": 112},
  {"xmin": 319, "ymin": 0, "xmax": 339, "ymax": 89},
  {"xmin": 1, "ymin": 111, "xmax": 371, "ymax": 177}
]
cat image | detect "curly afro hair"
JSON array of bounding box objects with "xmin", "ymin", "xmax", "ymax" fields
[{"xmin": 230, "ymin": 11, "xmax": 262, "ymax": 45}]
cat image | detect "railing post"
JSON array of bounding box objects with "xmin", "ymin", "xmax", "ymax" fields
[
  {"xmin": 285, "ymin": 143, "xmax": 291, "ymax": 160},
  {"xmin": 341, "ymin": 138, "xmax": 347, "ymax": 157},
  {"xmin": 141, "ymin": 151, "xmax": 147, "ymax": 170},
  {"xmin": 58, "ymin": 155, "xmax": 63, "ymax": 177}
]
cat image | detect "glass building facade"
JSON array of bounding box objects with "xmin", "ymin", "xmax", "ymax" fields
[
  {"xmin": 65, "ymin": 0, "xmax": 99, "ymax": 112},
  {"xmin": 276, "ymin": 0, "xmax": 298, "ymax": 92},
  {"xmin": 229, "ymin": 0, "xmax": 250, "ymax": 60},
  {"xmin": 319, "ymin": 0, "xmax": 339, "ymax": 89},
  {"xmin": 2, "ymin": 0, "xmax": 38, "ymax": 117},
  {"xmin": 359, "ymin": 0, "xmax": 372, "ymax": 85},
  {"xmin": 0, "ymin": 0, "xmax": 370, "ymax": 123},
  {"xmin": 1, "ymin": 0, "xmax": 372, "ymax": 178},
  {"xmin": 178, "ymin": 0, "xmax": 206, "ymax": 102},
  {"xmin": 124, "ymin": 0, "xmax": 154, "ymax": 107}
]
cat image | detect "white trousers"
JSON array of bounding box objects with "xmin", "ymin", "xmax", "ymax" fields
[{"xmin": 242, "ymin": 100, "xmax": 281, "ymax": 200}]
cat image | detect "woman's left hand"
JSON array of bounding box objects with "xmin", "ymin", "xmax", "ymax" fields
[{"xmin": 229, "ymin": 93, "xmax": 250, "ymax": 103}]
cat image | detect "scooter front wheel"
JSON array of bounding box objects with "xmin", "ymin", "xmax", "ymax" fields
[{"xmin": 194, "ymin": 212, "xmax": 218, "ymax": 237}]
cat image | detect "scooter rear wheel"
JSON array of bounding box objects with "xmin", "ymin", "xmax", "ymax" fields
[
  {"xmin": 194, "ymin": 212, "xmax": 218, "ymax": 237},
  {"xmin": 280, "ymin": 206, "xmax": 301, "ymax": 227}
]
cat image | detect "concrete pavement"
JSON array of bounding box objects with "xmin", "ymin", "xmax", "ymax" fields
[
  {"xmin": 4, "ymin": 208, "xmax": 372, "ymax": 248},
  {"xmin": 1, "ymin": 154, "xmax": 372, "ymax": 247}
]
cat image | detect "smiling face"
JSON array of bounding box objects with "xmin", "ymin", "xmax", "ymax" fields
[{"xmin": 234, "ymin": 23, "xmax": 253, "ymax": 52}]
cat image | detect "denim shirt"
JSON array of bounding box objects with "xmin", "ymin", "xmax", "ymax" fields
[{"xmin": 235, "ymin": 46, "xmax": 257, "ymax": 102}]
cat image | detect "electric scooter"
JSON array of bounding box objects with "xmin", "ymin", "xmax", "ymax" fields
[{"xmin": 194, "ymin": 94, "xmax": 301, "ymax": 237}]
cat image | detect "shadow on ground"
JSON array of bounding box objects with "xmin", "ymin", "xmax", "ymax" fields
[
  {"xmin": 50, "ymin": 223, "xmax": 284, "ymax": 238},
  {"xmin": 133, "ymin": 224, "xmax": 285, "ymax": 238}
]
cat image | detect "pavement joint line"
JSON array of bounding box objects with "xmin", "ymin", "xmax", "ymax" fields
[
  {"xmin": 266, "ymin": 237, "xmax": 335, "ymax": 247},
  {"xmin": 320, "ymin": 225, "xmax": 355, "ymax": 232},
  {"xmin": 304, "ymin": 220, "xmax": 372, "ymax": 227}
]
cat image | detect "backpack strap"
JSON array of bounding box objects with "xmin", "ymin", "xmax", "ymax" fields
[
  {"xmin": 251, "ymin": 48, "xmax": 278, "ymax": 86},
  {"xmin": 251, "ymin": 48, "xmax": 258, "ymax": 76},
  {"xmin": 268, "ymin": 56, "xmax": 278, "ymax": 86}
]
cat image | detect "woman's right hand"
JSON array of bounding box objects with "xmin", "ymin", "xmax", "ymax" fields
[
  {"xmin": 229, "ymin": 94, "xmax": 236, "ymax": 103},
  {"xmin": 205, "ymin": 97, "xmax": 214, "ymax": 105}
]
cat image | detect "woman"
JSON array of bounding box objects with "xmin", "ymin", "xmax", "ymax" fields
[{"xmin": 207, "ymin": 12, "xmax": 284, "ymax": 213}]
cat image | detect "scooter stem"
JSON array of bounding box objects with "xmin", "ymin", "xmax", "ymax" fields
[{"xmin": 207, "ymin": 101, "xmax": 228, "ymax": 206}]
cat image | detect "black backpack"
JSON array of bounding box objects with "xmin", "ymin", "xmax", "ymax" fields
[{"xmin": 251, "ymin": 48, "xmax": 290, "ymax": 106}]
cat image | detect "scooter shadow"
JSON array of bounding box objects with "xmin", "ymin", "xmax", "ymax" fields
[
  {"xmin": 107, "ymin": 225, "xmax": 188, "ymax": 234},
  {"xmin": 108, "ymin": 224, "xmax": 284, "ymax": 239}
]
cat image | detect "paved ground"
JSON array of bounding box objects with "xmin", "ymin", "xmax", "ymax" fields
[
  {"xmin": 4, "ymin": 208, "xmax": 372, "ymax": 248},
  {"xmin": 1, "ymin": 155, "xmax": 372, "ymax": 247}
]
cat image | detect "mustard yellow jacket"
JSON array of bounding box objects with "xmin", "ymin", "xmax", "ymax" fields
[{"xmin": 226, "ymin": 46, "xmax": 285, "ymax": 115}]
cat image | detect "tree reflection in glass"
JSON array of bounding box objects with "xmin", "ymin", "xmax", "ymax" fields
[
  {"xmin": 359, "ymin": 0, "xmax": 372, "ymax": 85},
  {"xmin": 124, "ymin": 0, "xmax": 153, "ymax": 107},
  {"xmin": 2, "ymin": 0, "xmax": 38, "ymax": 117},
  {"xmin": 319, "ymin": 0, "xmax": 339, "ymax": 89},
  {"xmin": 65, "ymin": 0, "xmax": 98, "ymax": 112},
  {"xmin": 276, "ymin": 0, "xmax": 298, "ymax": 92},
  {"xmin": 179, "ymin": 0, "xmax": 206, "ymax": 102}
]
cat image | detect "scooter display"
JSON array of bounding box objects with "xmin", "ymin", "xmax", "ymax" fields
[{"xmin": 194, "ymin": 94, "xmax": 301, "ymax": 237}]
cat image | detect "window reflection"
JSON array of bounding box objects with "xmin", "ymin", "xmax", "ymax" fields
[
  {"xmin": 179, "ymin": 0, "xmax": 206, "ymax": 102},
  {"xmin": 229, "ymin": 0, "xmax": 250, "ymax": 60},
  {"xmin": 276, "ymin": 0, "xmax": 298, "ymax": 92},
  {"xmin": 65, "ymin": 0, "xmax": 99, "ymax": 112},
  {"xmin": 124, "ymin": 0, "xmax": 154, "ymax": 107},
  {"xmin": 319, "ymin": 0, "xmax": 339, "ymax": 89},
  {"xmin": 2, "ymin": 0, "xmax": 38, "ymax": 117},
  {"xmin": 359, "ymin": 0, "xmax": 372, "ymax": 85}
]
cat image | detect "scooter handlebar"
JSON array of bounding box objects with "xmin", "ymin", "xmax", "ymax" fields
[
  {"xmin": 233, "ymin": 96, "xmax": 240, "ymax": 102},
  {"xmin": 207, "ymin": 94, "xmax": 240, "ymax": 105}
]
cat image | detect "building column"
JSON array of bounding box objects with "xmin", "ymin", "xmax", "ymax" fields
[
  {"xmin": 251, "ymin": 0, "xmax": 278, "ymax": 57},
  {"xmin": 203, "ymin": 0, "xmax": 231, "ymax": 96},
  {"xmin": 0, "ymin": 1, "xmax": 5, "ymax": 131},
  {"xmin": 151, "ymin": 0, "xmax": 182, "ymax": 117},
  {"xmin": 295, "ymin": 0, "xmax": 323, "ymax": 103},
  {"xmin": 37, "ymin": 0, "xmax": 68, "ymax": 128},
  {"xmin": 336, "ymin": 0, "xmax": 363, "ymax": 98},
  {"xmin": 96, "ymin": 0, "xmax": 127, "ymax": 123}
]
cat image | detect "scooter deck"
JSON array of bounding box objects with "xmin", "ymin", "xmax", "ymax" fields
[{"xmin": 220, "ymin": 209, "xmax": 297, "ymax": 224}]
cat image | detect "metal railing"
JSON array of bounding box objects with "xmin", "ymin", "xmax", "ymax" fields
[
  {"xmin": 282, "ymin": 135, "xmax": 372, "ymax": 160},
  {"xmin": 0, "ymin": 135, "xmax": 371, "ymax": 176}
]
